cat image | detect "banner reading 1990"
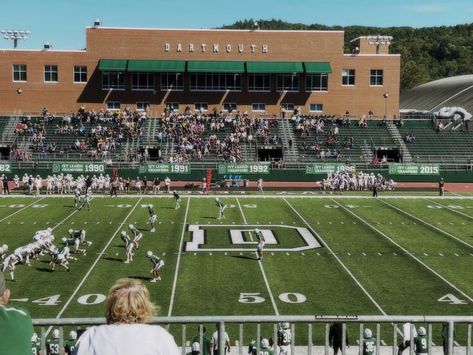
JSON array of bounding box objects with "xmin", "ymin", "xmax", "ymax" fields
[
  {"xmin": 388, "ymin": 163, "xmax": 440, "ymax": 175},
  {"xmin": 139, "ymin": 163, "xmax": 190, "ymax": 174},
  {"xmin": 218, "ymin": 163, "xmax": 270, "ymax": 174},
  {"xmin": 52, "ymin": 162, "xmax": 105, "ymax": 174}
]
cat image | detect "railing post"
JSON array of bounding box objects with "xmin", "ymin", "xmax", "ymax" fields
[
  {"xmin": 448, "ymin": 321, "xmax": 454, "ymax": 355},
  {"xmin": 273, "ymin": 323, "xmax": 278, "ymax": 354},
  {"xmin": 393, "ymin": 324, "xmax": 397, "ymax": 355},
  {"xmin": 181, "ymin": 324, "xmax": 186, "ymax": 355},
  {"xmin": 59, "ymin": 327, "xmax": 64, "ymax": 355},
  {"xmin": 325, "ymin": 323, "xmax": 329, "ymax": 355},
  {"xmin": 218, "ymin": 321, "xmax": 225, "ymax": 355},
  {"xmin": 291, "ymin": 323, "xmax": 295, "ymax": 355},
  {"xmin": 199, "ymin": 324, "xmax": 204, "ymax": 355},
  {"xmin": 467, "ymin": 323, "xmax": 472, "ymax": 355},
  {"xmin": 308, "ymin": 323, "xmax": 312, "ymax": 355},
  {"xmin": 410, "ymin": 323, "xmax": 415, "ymax": 355},
  {"xmin": 239, "ymin": 323, "xmax": 243, "ymax": 355},
  {"xmin": 256, "ymin": 323, "xmax": 261, "ymax": 353},
  {"xmin": 376, "ymin": 323, "xmax": 381, "ymax": 355},
  {"xmin": 359, "ymin": 323, "xmax": 363, "ymax": 354},
  {"xmin": 428, "ymin": 324, "xmax": 432, "ymax": 355},
  {"xmin": 40, "ymin": 326, "xmax": 46, "ymax": 355},
  {"xmin": 342, "ymin": 323, "xmax": 346, "ymax": 355}
]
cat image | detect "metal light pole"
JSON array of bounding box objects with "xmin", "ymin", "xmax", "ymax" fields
[
  {"xmin": 1, "ymin": 29, "xmax": 30, "ymax": 48},
  {"xmin": 383, "ymin": 92, "xmax": 389, "ymax": 118}
]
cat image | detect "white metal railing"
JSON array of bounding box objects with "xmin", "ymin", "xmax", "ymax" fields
[{"xmin": 31, "ymin": 315, "xmax": 472, "ymax": 355}]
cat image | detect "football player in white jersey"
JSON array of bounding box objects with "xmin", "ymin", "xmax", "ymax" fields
[
  {"xmin": 277, "ymin": 322, "xmax": 292, "ymax": 355},
  {"xmin": 124, "ymin": 241, "xmax": 136, "ymax": 263},
  {"xmin": 0, "ymin": 244, "xmax": 8, "ymax": 260},
  {"xmin": 129, "ymin": 224, "xmax": 143, "ymax": 248},
  {"xmin": 255, "ymin": 229, "xmax": 265, "ymax": 260},
  {"xmin": 74, "ymin": 188, "xmax": 82, "ymax": 207},
  {"xmin": 2, "ymin": 254, "xmax": 19, "ymax": 281},
  {"xmin": 78, "ymin": 191, "xmax": 92, "ymax": 211}
]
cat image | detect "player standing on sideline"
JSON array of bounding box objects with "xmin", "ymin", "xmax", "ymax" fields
[
  {"xmin": 362, "ymin": 328, "xmax": 376, "ymax": 355},
  {"xmin": 372, "ymin": 181, "xmax": 379, "ymax": 198},
  {"xmin": 31, "ymin": 333, "xmax": 41, "ymax": 355},
  {"xmin": 78, "ymin": 191, "xmax": 92, "ymax": 211},
  {"xmin": 64, "ymin": 330, "xmax": 77, "ymax": 355},
  {"xmin": 124, "ymin": 240, "xmax": 136, "ymax": 263},
  {"xmin": 439, "ymin": 178, "xmax": 445, "ymax": 196},
  {"xmin": 147, "ymin": 250, "xmax": 164, "ymax": 282},
  {"xmin": 129, "ymin": 224, "xmax": 143, "ymax": 248},
  {"xmin": 110, "ymin": 177, "xmax": 118, "ymax": 197},
  {"xmin": 414, "ymin": 327, "xmax": 428, "ymax": 355},
  {"xmin": 173, "ymin": 190, "xmax": 181, "ymax": 209},
  {"xmin": 120, "ymin": 231, "xmax": 131, "ymax": 248},
  {"xmin": 260, "ymin": 339, "xmax": 273, "ymax": 355},
  {"xmin": 257, "ymin": 178, "xmax": 264, "ymax": 194},
  {"xmin": 255, "ymin": 229, "xmax": 265, "ymax": 261},
  {"xmin": 278, "ymin": 322, "xmax": 292, "ymax": 355},
  {"xmin": 215, "ymin": 198, "xmax": 226, "ymax": 220},
  {"xmin": 398, "ymin": 323, "xmax": 416, "ymax": 355},
  {"xmin": 74, "ymin": 188, "xmax": 81, "ymax": 208},
  {"xmin": 46, "ymin": 329, "xmax": 61, "ymax": 355},
  {"xmin": 152, "ymin": 177, "xmax": 161, "ymax": 194},
  {"xmin": 2, "ymin": 175, "xmax": 9, "ymax": 195},
  {"xmin": 148, "ymin": 204, "xmax": 157, "ymax": 232},
  {"xmin": 164, "ymin": 176, "xmax": 171, "ymax": 193}
]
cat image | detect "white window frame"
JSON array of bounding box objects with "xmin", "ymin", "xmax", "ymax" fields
[
  {"xmin": 223, "ymin": 103, "xmax": 237, "ymax": 112},
  {"xmin": 12, "ymin": 64, "xmax": 27, "ymax": 82},
  {"xmin": 252, "ymin": 103, "xmax": 266, "ymax": 112},
  {"xmin": 44, "ymin": 65, "xmax": 58, "ymax": 83},
  {"xmin": 106, "ymin": 102, "xmax": 121, "ymax": 111},
  {"xmin": 342, "ymin": 69, "xmax": 356, "ymax": 86},
  {"xmin": 248, "ymin": 73, "xmax": 271, "ymax": 92},
  {"xmin": 305, "ymin": 73, "xmax": 328, "ymax": 92},
  {"xmin": 282, "ymin": 103, "xmax": 294, "ymax": 112},
  {"xmin": 131, "ymin": 72, "xmax": 154, "ymax": 91},
  {"xmin": 276, "ymin": 74, "xmax": 299, "ymax": 92},
  {"xmin": 160, "ymin": 72, "xmax": 184, "ymax": 91},
  {"xmin": 309, "ymin": 103, "xmax": 324, "ymax": 112},
  {"xmin": 166, "ymin": 102, "xmax": 180, "ymax": 112},
  {"xmin": 102, "ymin": 72, "xmax": 125, "ymax": 90},
  {"xmin": 73, "ymin": 66, "xmax": 87, "ymax": 84},
  {"xmin": 194, "ymin": 103, "xmax": 208, "ymax": 112},
  {"xmin": 370, "ymin": 69, "xmax": 384, "ymax": 86}
]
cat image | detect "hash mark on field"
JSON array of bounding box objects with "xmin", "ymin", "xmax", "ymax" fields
[
  {"xmin": 362, "ymin": 252, "xmax": 367, "ymax": 256},
  {"xmin": 455, "ymin": 253, "xmax": 460, "ymax": 256},
  {"xmin": 271, "ymin": 252, "xmax": 274, "ymax": 256},
  {"xmin": 347, "ymin": 252, "xmax": 351, "ymax": 256},
  {"xmin": 317, "ymin": 252, "xmax": 320, "ymax": 256},
  {"xmin": 340, "ymin": 221, "xmax": 344, "ymax": 225},
  {"xmin": 329, "ymin": 222, "xmax": 332, "ymax": 224},
  {"xmin": 393, "ymin": 252, "xmax": 397, "ymax": 256},
  {"xmin": 389, "ymin": 222, "xmax": 392, "ymax": 224},
  {"xmin": 352, "ymin": 221, "xmax": 356, "ymax": 224},
  {"xmin": 224, "ymin": 252, "xmax": 227, "ymax": 256},
  {"xmin": 424, "ymin": 253, "xmax": 429, "ymax": 256},
  {"xmin": 286, "ymin": 252, "xmax": 290, "ymax": 256},
  {"xmin": 439, "ymin": 253, "xmax": 444, "ymax": 256},
  {"xmin": 301, "ymin": 252, "xmax": 305, "ymax": 256},
  {"xmin": 377, "ymin": 253, "xmax": 382, "ymax": 256}
]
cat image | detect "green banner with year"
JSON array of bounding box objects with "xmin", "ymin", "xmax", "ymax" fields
[
  {"xmin": 218, "ymin": 163, "xmax": 270, "ymax": 174},
  {"xmin": 139, "ymin": 163, "xmax": 190, "ymax": 174},
  {"xmin": 52, "ymin": 162, "xmax": 105, "ymax": 174},
  {"xmin": 388, "ymin": 164, "xmax": 440, "ymax": 175},
  {"xmin": 305, "ymin": 164, "xmax": 355, "ymax": 175}
]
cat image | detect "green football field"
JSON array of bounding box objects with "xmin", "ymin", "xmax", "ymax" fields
[{"xmin": 1, "ymin": 192, "xmax": 473, "ymax": 346}]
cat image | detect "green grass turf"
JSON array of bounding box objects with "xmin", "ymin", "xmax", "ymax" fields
[{"xmin": 1, "ymin": 194, "xmax": 473, "ymax": 346}]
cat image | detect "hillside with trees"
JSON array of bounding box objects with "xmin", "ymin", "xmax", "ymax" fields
[{"xmin": 220, "ymin": 19, "xmax": 473, "ymax": 92}]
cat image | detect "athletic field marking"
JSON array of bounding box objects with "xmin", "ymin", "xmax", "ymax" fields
[
  {"xmin": 284, "ymin": 198, "xmax": 387, "ymax": 316},
  {"xmin": 332, "ymin": 199, "xmax": 473, "ymax": 303},
  {"xmin": 379, "ymin": 199, "xmax": 473, "ymax": 251},
  {"xmin": 167, "ymin": 197, "xmax": 190, "ymax": 317},
  {"xmin": 0, "ymin": 197, "xmax": 46, "ymax": 223},
  {"xmin": 236, "ymin": 197, "xmax": 279, "ymax": 316},
  {"xmin": 427, "ymin": 199, "xmax": 473, "ymax": 221},
  {"xmin": 48, "ymin": 197, "xmax": 143, "ymax": 334}
]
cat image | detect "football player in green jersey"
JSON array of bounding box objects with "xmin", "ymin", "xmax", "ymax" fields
[
  {"xmin": 260, "ymin": 338, "xmax": 273, "ymax": 355},
  {"xmin": 62, "ymin": 237, "xmax": 82, "ymax": 255},
  {"xmin": 64, "ymin": 330, "xmax": 77, "ymax": 355},
  {"xmin": 31, "ymin": 332, "xmax": 41, "ymax": 355},
  {"xmin": 69, "ymin": 229, "xmax": 92, "ymax": 247},
  {"xmin": 148, "ymin": 205, "xmax": 157, "ymax": 232},
  {"xmin": 124, "ymin": 241, "xmax": 136, "ymax": 264},
  {"xmin": 277, "ymin": 322, "xmax": 292, "ymax": 354},
  {"xmin": 414, "ymin": 327, "xmax": 428, "ymax": 355},
  {"xmin": 120, "ymin": 231, "xmax": 131, "ymax": 248},
  {"xmin": 215, "ymin": 198, "xmax": 226, "ymax": 220},
  {"xmin": 147, "ymin": 250, "xmax": 164, "ymax": 282},
  {"xmin": 173, "ymin": 190, "xmax": 181, "ymax": 209},
  {"xmin": 362, "ymin": 328, "xmax": 376, "ymax": 355},
  {"xmin": 46, "ymin": 329, "xmax": 61, "ymax": 355}
]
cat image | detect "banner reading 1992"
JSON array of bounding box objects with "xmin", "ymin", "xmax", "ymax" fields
[
  {"xmin": 139, "ymin": 163, "xmax": 190, "ymax": 174},
  {"xmin": 52, "ymin": 162, "xmax": 105, "ymax": 174},
  {"xmin": 388, "ymin": 163, "xmax": 440, "ymax": 175},
  {"xmin": 218, "ymin": 163, "xmax": 270, "ymax": 174}
]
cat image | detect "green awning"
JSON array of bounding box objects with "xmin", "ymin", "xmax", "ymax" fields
[
  {"xmin": 98, "ymin": 59, "xmax": 127, "ymax": 71},
  {"xmin": 187, "ymin": 61, "xmax": 245, "ymax": 73},
  {"xmin": 246, "ymin": 61, "xmax": 304, "ymax": 74},
  {"xmin": 128, "ymin": 60, "xmax": 185, "ymax": 72},
  {"xmin": 304, "ymin": 62, "xmax": 332, "ymax": 74}
]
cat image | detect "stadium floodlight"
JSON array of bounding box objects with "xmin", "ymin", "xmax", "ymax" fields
[{"xmin": 1, "ymin": 29, "xmax": 30, "ymax": 48}]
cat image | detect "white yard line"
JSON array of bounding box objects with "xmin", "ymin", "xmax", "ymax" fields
[
  {"xmin": 236, "ymin": 197, "xmax": 279, "ymax": 315},
  {"xmin": 167, "ymin": 197, "xmax": 190, "ymax": 317},
  {"xmin": 379, "ymin": 199, "xmax": 473, "ymax": 250},
  {"xmin": 426, "ymin": 199, "xmax": 473, "ymax": 221},
  {"xmin": 48, "ymin": 197, "xmax": 143, "ymax": 332},
  {"xmin": 283, "ymin": 198, "xmax": 387, "ymax": 316},
  {"xmin": 0, "ymin": 197, "xmax": 46, "ymax": 223},
  {"xmin": 332, "ymin": 199, "xmax": 473, "ymax": 303}
]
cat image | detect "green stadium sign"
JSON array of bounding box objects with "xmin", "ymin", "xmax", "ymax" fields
[
  {"xmin": 218, "ymin": 163, "xmax": 270, "ymax": 174},
  {"xmin": 305, "ymin": 163, "xmax": 355, "ymax": 175},
  {"xmin": 139, "ymin": 163, "xmax": 191, "ymax": 174},
  {"xmin": 0, "ymin": 163, "xmax": 12, "ymax": 173},
  {"xmin": 388, "ymin": 164, "xmax": 440, "ymax": 175},
  {"xmin": 52, "ymin": 162, "xmax": 105, "ymax": 174}
]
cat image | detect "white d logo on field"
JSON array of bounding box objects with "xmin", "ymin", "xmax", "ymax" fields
[{"xmin": 185, "ymin": 224, "xmax": 322, "ymax": 252}]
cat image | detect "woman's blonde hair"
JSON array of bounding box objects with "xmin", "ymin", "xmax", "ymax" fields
[{"xmin": 105, "ymin": 278, "xmax": 157, "ymax": 324}]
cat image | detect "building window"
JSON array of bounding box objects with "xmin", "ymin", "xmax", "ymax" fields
[
  {"xmin": 132, "ymin": 72, "xmax": 154, "ymax": 90},
  {"xmin": 342, "ymin": 69, "xmax": 355, "ymax": 86},
  {"xmin": 305, "ymin": 74, "xmax": 328, "ymax": 91},
  {"xmin": 12, "ymin": 64, "xmax": 27, "ymax": 82},
  {"xmin": 282, "ymin": 103, "xmax": 295, "ymax": 112},
  {"xmin": 310, "ymin": 103, "xmax": 324, "ymax": 112},
  {"xmin": 102, "ymin": 72, "xmax": 125, "ymax": 90},
  {"xmin": 223, "ymin": 103, "xmax": 237, "ymax": 112},
  {"xmin": 277, "ymin": 74, "xmax": 299, "ymax": 92},
  {"xmin": 194, "ymin": 103, "xmax": 208, "ymax": 112},
  {"xmin": 136, "ymin": 102, "xmax": 150, "ymax": 111},
  {"xmin": 370, "ymin": 69, "xmax": 384, "ymax": 86},
  {"xmin": 248, "ymin": 74, "xmax": 270, "ymax": 91},
  {"xmin": 165, "ymin": 102, "xmax": 179, "ymax": 112},
  {"xmin": 252, "ymin": 103, "xmax": 266, "ymax": 112},
  {"xmin": 106, "ymin": 102, "xmax": 120, "ymax": 110},
  {"xmin": 73, "ymin": 66, "xmax": 87, "ymax": 83},
  {"xmin": 44, "ymin": 65, "xmax": 58, "ymax": 82},
  {"xmin": 161, "ymin": 73, "xmax": 184, "ymax": 90},
  {"xmin": 190, "ymin": 73, "xmax": 241, "ymax": 91}
]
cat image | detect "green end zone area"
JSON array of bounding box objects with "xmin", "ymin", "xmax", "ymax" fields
[{"xmin": 1, "ymin": 195, "xmax": 473, "ymax": 345}]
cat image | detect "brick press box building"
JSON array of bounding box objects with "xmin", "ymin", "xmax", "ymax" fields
[{"xmin": 0, "ymin": 24, "xmax": 400, "ymax": 117}]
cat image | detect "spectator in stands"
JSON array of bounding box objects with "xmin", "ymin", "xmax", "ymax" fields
[
  {"xmin": 211, "ymin": 323, "xmax": 230, "ymax": 355},
  {"xmin": 0, "ymin": 271, "xmax": 34, "ymax": 355},
  {"xmin": 74, "ymin": 278, "xmax": 179, "ymax": 355},
  {"xmin": 329, "ymin": 322, "xmax": 349, "ymax": 354}
]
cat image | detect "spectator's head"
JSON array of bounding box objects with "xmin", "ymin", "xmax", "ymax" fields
[
  {"xmin": 105, "ymin": 278, "xmax": 156, "ymax": 324},
  {"xmin": 0, "ymin": 272, "xmax": 10, "ymax": 305}
]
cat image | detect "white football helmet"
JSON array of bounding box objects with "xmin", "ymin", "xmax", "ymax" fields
[
  {"xmin": 191, "ymin": 342, "xmax": 200, "ymax": 352},
  {"xmin": 61, "ymin": 237, "xmax": 67, "ymax": 244},
  {"xmin": 50, "ymin": 235, "xmax": 55, "ymax": 241},
  {"xmin": 52, "ymin": 329, "xmax": 60, "ymax": 339},
  {"xmin": 2, "ymin": 244, "xmax": 7, "ymax": 251},
  {"xmin": 69, "ymin": 330, "xmax": 77, "ymax": 340},
  {"xmin": 31, "ymin": 333, "xmax": 38, "ymax": 342},
  {"xmin": 363, "ymin": 328, "xmax": 372, "ymax": 338},
  {"xmin": 47, "ymin": 227, "xmax": 52, "ymax": 233},
  {"xmin": 255, "ymin": 228, "xmax": 261, "ymax": 234},
  {"xmin": 282, "ymin": 322, "xmax": 290, "ymax": 330},
  {"xmin": 261, "ymin": 338, "xmax": 269, "ymax": 348},
  {"xmin": 68, "ymin": 229, "xmax": 73, "ymax": 234},
  {"xmin": 146, "ymin": 251, "xmax": 153, "ymax": 257},
  {"xmin": 215, "ymin": 197, "xmax": 219, "ymax": 202},
  {"xmin": 121, "ymin": 231, "xmax": 127, "ymax": 237},
  {"xmin": 129, "ymin": 224, "xmax": 134, "ymax": 229},
  {"xmin": 418, "ymin": 327, "xmax": 426, "ymax": 336}
]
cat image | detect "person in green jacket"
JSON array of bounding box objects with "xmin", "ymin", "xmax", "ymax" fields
[{"xmin": 414, "ymin": 327, "xmax": 428, "ymax": 355}]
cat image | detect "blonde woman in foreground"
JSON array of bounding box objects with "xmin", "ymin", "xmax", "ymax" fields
[{"xmin": 74, "ymin": 278, "xmax": 180, "ymax": 355}]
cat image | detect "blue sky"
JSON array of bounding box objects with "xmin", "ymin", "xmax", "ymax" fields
[{"xmin": 1, "ymin": 0, "xmax": 473, "ymax": 49}]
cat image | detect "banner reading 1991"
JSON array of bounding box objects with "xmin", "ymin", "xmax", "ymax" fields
[
  {"xmin": 139, "ymin": 163, "xmax": 190, "ymax": 174},
  {"xmin": 218, "ymin": 163, "xmax": 270, "ymax": 174},
  {"xmin": 305, "ymin": 163, "xmax": 355, "ymax": 175},
  {"xmin": 52, "ymin": 162, "xmax": 105, "ymax": 174},
  {"xmin": 388, "ymin": 163, "xmax": 440, "ymax": 175}
]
